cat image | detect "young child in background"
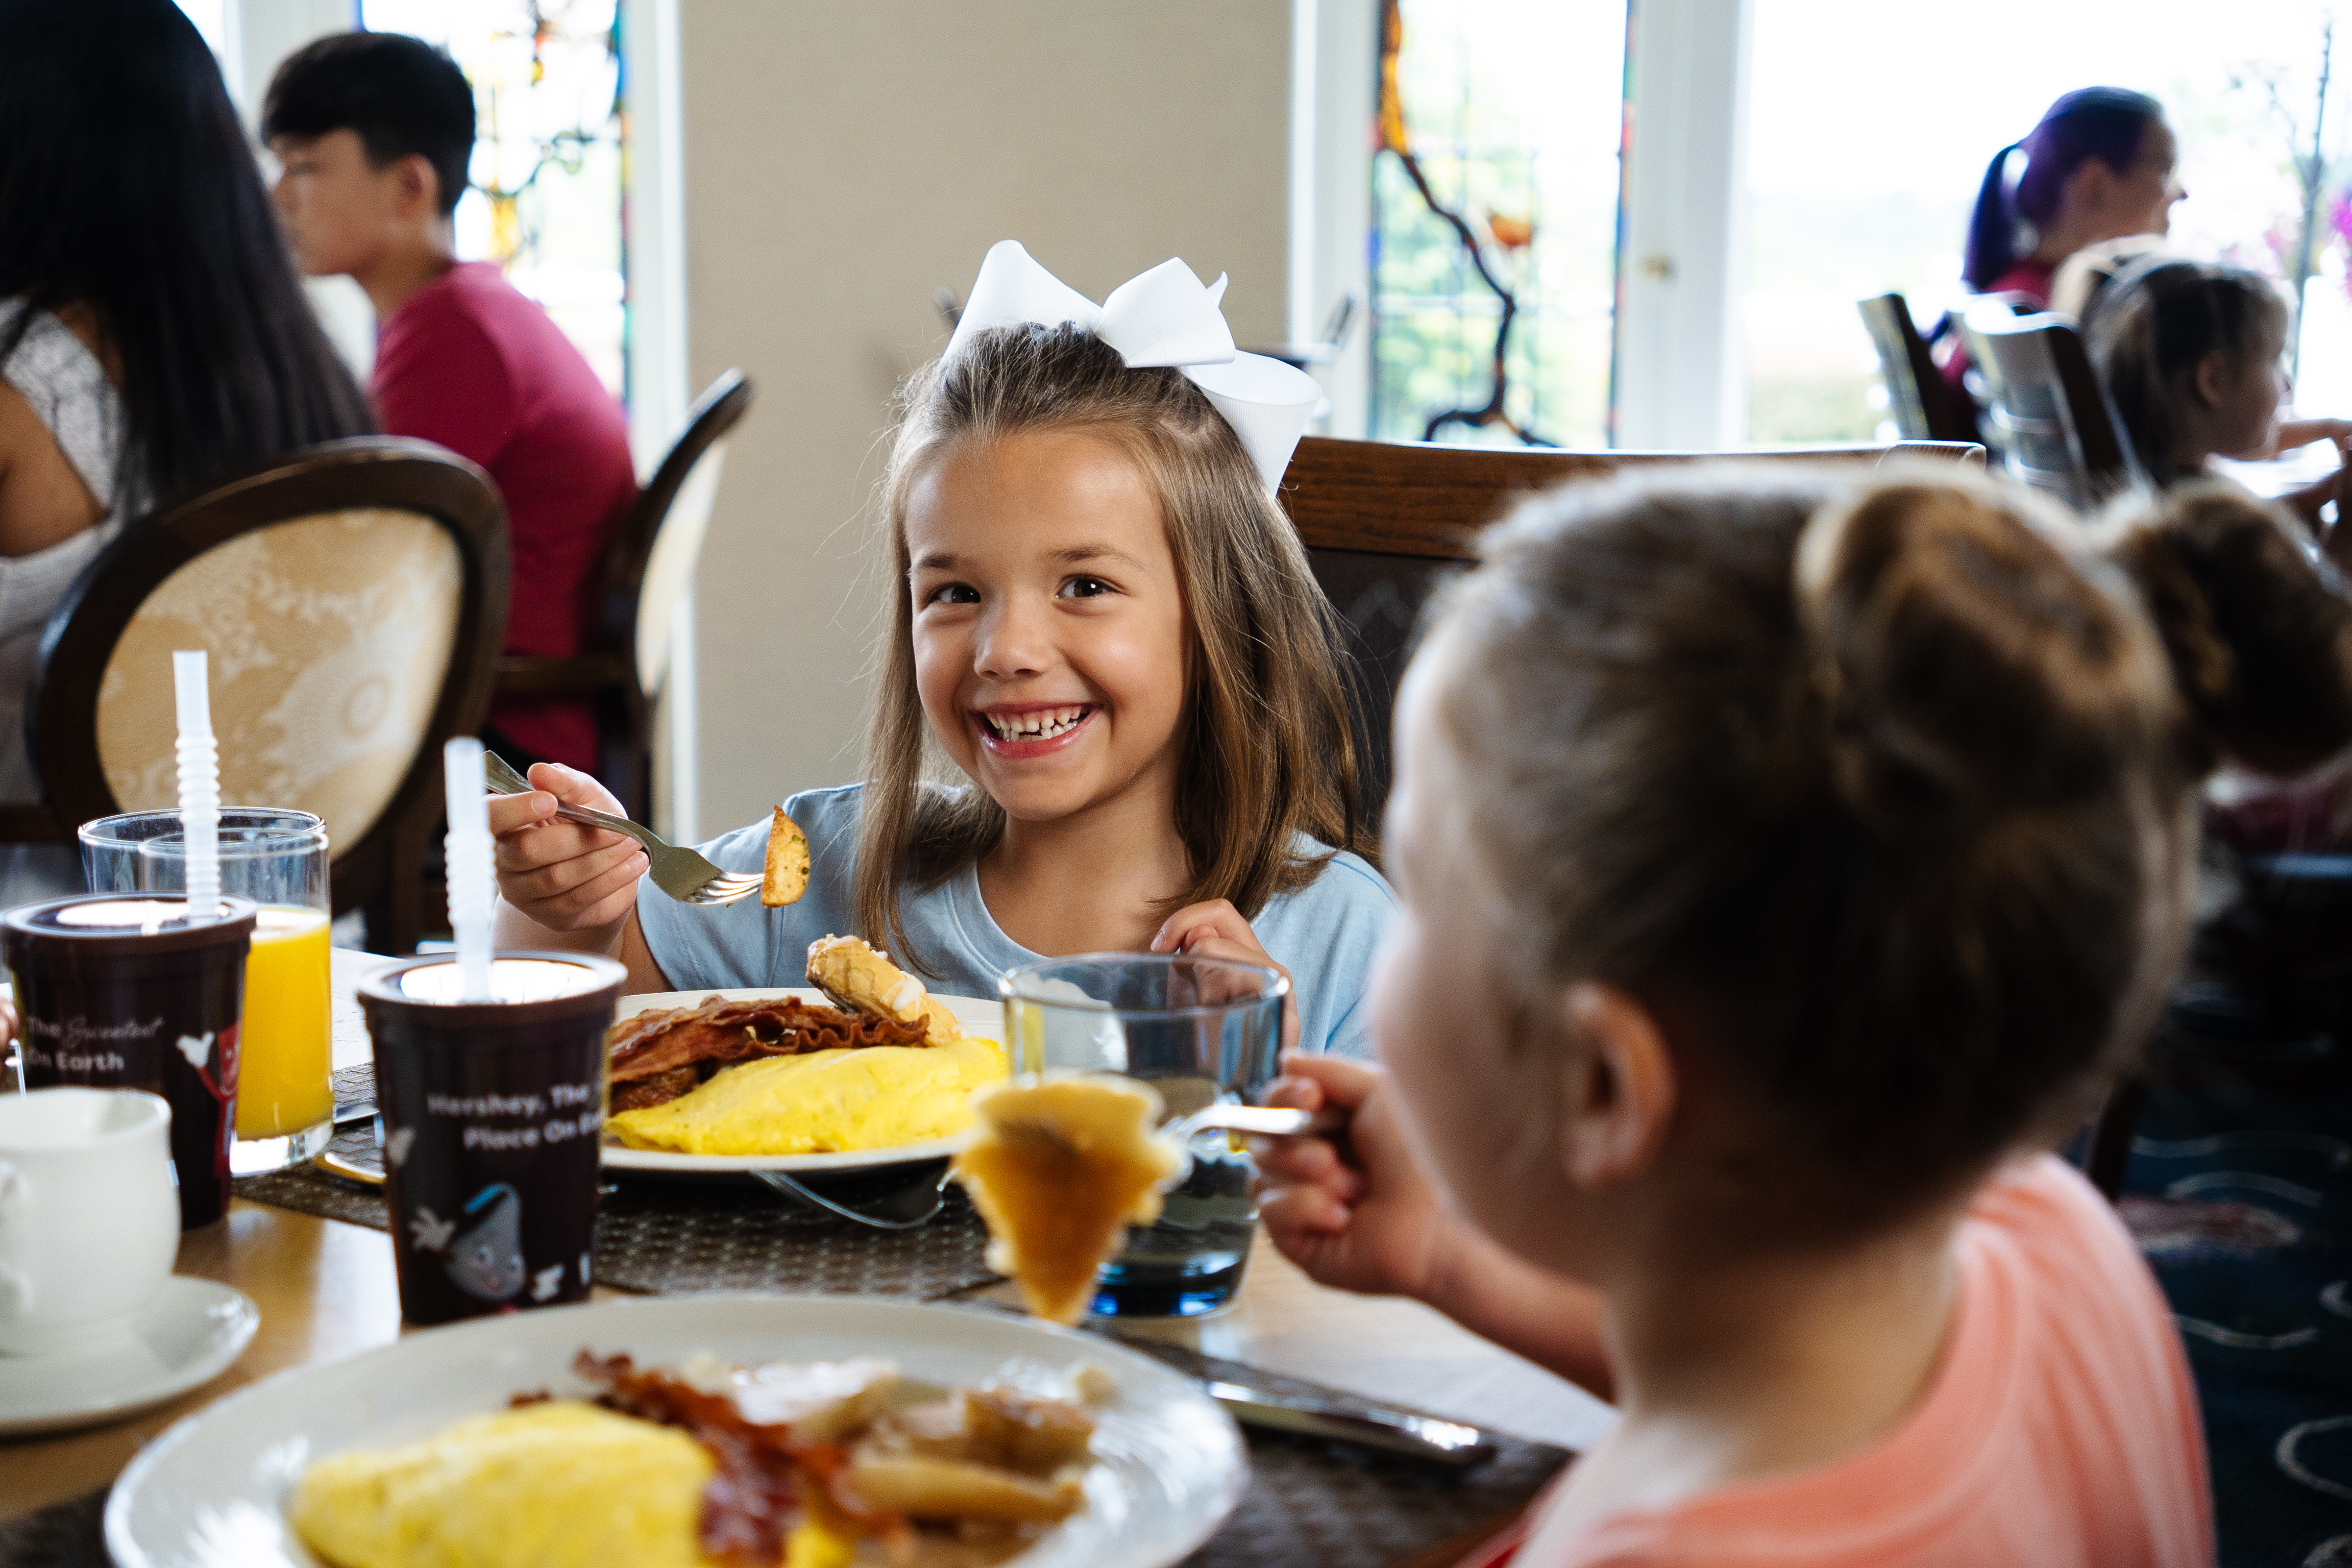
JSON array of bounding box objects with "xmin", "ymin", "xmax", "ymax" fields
[
  {"xmin": 490, "ymin": 242, "xmax": 1394, "ymax": 1056},
  {"xmin": 263, "ymin": 31, "xmax": 638, "ymax": 778},
  {"xmin": 1261, "ymin": 467, "xmax": 2352, "ymax": 1564},
  {"xmin": 2090, "ymin": 257, "xmax": 2352, "ymax": 550}
]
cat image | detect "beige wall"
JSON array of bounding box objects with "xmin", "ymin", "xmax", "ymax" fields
[{"xmin": 677, "ymin": 1, "xmax": 1293, "ymax": 834}]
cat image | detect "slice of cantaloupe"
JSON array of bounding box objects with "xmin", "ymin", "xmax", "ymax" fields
[{"xmin": 952, "ymin": 1076, "xmax": 1181, "ymax": 1325}]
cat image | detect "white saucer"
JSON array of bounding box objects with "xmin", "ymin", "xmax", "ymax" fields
[{"xmin": 0, "ymin": 1277, "xmax": 259, "ymax": 1436}]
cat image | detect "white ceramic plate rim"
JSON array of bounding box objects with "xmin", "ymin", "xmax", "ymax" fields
[
  {"xmin": 104, "ymin": 1293, "xmax": 1247, "ymax": 1568},
  {"xmin": 0, "ymin": 1277, "xmax": 258, "ymax": 1437},
  {"xmin": 601, "ymin": 988, "xmax": 1002, "ymax": 1175}
]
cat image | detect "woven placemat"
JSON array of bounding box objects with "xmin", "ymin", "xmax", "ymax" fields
[
  {"xmin": 1113, "ymin": 1339, "xmax": 1567, "ymax": 1568},
  {"xmin": 233, "ymin": 1132, "xmax": 1001, "ymax": 1302},
  {"xmin": 331, "ymin": 1061, "xmax": 373, "ymax": 1111},
  {"xmin": 0, "ymin": 1490, "xmax": 101, "ymax": 1568},
  {"xmin": 232, "ymin": 1122, "xmax": 389, "ymax": 1229},
  {"xmin": 594, "ymin": 1179, "xmax": 997, "ymax": 1298}
]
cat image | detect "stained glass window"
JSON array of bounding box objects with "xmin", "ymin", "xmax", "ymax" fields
[
  {"xmin": 360, "ymin": 0, "xmax": 628, "ymax": 402},
  {"xmin": 1368, "ymin": 0, "xmax": 1628, "ymax": 447}
]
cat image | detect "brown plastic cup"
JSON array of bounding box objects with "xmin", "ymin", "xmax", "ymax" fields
[
  {"xmin": 2, "ymin": 894, "xmax": 257, "ymax": 1230},
  {"xmin": 359, "ymin": 952, "xmax": 626, "ymax": 1326}
]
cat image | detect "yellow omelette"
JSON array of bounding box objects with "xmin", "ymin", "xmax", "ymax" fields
[
  {"xmin": 288, "ymin": 1401, "xmax": 852, "ymax": 1568},
  {"xmin": 606, "ymin": 1036, "xmax": 1007, "ymax": 1156}
]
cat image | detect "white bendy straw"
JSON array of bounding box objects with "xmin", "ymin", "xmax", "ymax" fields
[
  {"xmin": 443, "ymin": 737, "xmax": 495, "ymax": 1001},
  {"xmin": 172, "ymin": 650, "xmax": 220, "ymax": 921}
]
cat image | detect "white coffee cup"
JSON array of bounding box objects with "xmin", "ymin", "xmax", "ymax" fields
[{"xmin": 0, "ymin": 1087, "xmax": 179, "ymax": 1356}]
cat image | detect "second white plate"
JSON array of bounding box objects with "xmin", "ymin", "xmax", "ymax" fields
[
  {"xmin": 601, "ymin": 987, "xmax": 1003, "ymax": 1176},
  {"xmin": 104, "ymin": 1294, "xmax": 1247, "ymax": 1568}
]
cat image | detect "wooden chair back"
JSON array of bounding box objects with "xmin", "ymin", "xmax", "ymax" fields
[
  {"xmin": 1281, "ymin": 435, "xmax": 1987, "ymax": 822},
  {"xmin": 1856, "ymin": 293, "xmax": 1981, "ymax": 444},
  {"xmin": 19, "ymin": 438, "xmax": 508, "ymax": 951},
  {"xmin": 494, "ymin": 370, "xmax": 754, "ymax": 822},
  {"xmin": 1957, "ymin": 303, "xmax": 2140, "ymax": 510}
]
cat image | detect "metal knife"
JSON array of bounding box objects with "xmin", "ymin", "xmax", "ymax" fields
[{"xmin": 1206, "ymin": 1379, "xmax": 1497, "ymax": 1467}]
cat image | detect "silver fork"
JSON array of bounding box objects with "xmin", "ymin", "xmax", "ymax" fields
[{"xmin": 482, "ymin": 751, "xmax": 762, "ymax": 908}]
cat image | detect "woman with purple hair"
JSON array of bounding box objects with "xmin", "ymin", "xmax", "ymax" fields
[
  {"xmin": 1965, "ymin": 87, "xmax": 2183, "ymax": 305},
  {"xmin": 1940, "ymin": 88, "xmax": 2183, "ymax": 395}
]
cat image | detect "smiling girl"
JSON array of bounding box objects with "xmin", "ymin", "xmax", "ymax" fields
[{"xmin": 489, "ymin": 246, "xmax": 1394, "ymax": 1055}]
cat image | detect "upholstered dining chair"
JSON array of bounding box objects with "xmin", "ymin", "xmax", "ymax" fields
[
  {"xmin": 491, "ymin": 370, "xmax": 754, "ymax": 826},
  {"xmin": 1278, "ymin": 434, "xmax": 1987, "ymax": 825},
  {"xmin": 1958, "ymin": 302, "xmax": 2142, "ymax": 511},
  {"xmin": 1857, "ymin": 293, "xmax": 1983, "ymax": 444},
  {"xmin": 7, "ymin": 437, "xmax": 508, "ymax": 953}
]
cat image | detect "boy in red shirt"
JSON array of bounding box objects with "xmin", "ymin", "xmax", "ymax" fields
[{"xmin": 262, "ymin": 31, "xmax": 638, "ymax": 778}]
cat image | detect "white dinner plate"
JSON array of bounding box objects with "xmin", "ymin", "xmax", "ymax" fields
[
  {"xmin": 601, "ymin": 987, "xmax": 1004, "ymax": 1177},
  {"xmin": 0, "ymin": 1277, "xmax": 258, "ymax": 1438},
  {"xmin": 105, "ymin": 1294, "xmax": 1247, "ymax": 1568}
]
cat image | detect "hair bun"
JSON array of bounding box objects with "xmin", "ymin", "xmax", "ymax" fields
[
  {"xmin": 2105, "ymin": 480, "xmax": 2352, "ymax": 776},
  {"xmin": 1795, "ymin": 477, "xmax": 2172, "ymax": 834}
]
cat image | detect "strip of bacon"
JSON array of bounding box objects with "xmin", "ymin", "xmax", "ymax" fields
[
  {"xmin": 573, "ymin": 1351, "xmax": 909, "ymax": 1566},
  {"xmin": 609, "ymin": 996, "xmax": 929, "ymax": 1086}
]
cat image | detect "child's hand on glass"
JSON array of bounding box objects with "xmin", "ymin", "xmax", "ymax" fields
[
  {"xmin": 1149, "ymin": 898, "xmax": 1299, "ymax": 1052},
  {"xmin": 1254, "ymin": 1052, "xmax": 1463, "ymax": 1302},
  {"xmin": 487, "ymin": 762, "xmax": 649, "ymax": 935}
]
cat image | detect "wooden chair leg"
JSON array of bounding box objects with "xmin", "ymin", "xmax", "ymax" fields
[{"xmin": 2086, "ymin": 1076, "xmax": 2149, "ymax": 1202}]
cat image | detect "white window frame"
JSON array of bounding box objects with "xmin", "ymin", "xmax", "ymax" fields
[
  {"xmin": 1295, "ymin": 0, "xmax": 1757, "ymax": 451},
  {"xmin": 1292, "ymin": 0, "xmax": 1378, "ymax": 440},
  {"xmin": 621, "ymin": 0, "xmax": 695, "ymax": 842}
]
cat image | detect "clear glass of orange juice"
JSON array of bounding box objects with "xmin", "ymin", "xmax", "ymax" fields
[{"xmin": 80, "ymin": 808, "xmax": 333, "ymax": 1174}]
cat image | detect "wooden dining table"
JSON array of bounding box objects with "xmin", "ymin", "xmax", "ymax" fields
[{"xmin": 1, "ymin": 948, "xmax": 1617, "ymax": 1538}]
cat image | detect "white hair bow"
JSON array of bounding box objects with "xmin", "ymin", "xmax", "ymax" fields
[{"xmin": 943, "ymin": 240, "xmax": 1322, "ymax": 491}]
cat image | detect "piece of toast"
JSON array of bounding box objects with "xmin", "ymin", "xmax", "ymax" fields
[
  {"xmin": 951, "ymin": 1075, "xmax": 1182, "ymax": 1324},
  {"xmin": 762, "ymin": 807, "xmax": 810, "ymax": 907},
  {"xmin": 805, "ymin": 934, "xmax": 961, "ymax": 1042}
]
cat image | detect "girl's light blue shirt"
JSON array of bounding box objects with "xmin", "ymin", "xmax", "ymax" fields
[{"xmin": 635, "ymin": 783, "xmax": 1395, "ymax": 1059}]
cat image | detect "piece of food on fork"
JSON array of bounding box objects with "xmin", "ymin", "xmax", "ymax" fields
[
  {"xmin": 761, "ymin": 806, "xmax": 809, "ymax": 908},
  {"xmin": 952, "ymin": 1076, "xmax": 1183, "ymax": 1325},
  {"xmin": 807, "ymin": 934, "xmax": 962, "ymax": 1042}
]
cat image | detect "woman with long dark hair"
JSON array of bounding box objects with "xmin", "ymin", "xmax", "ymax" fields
[
  {"xmin": 1964, "ymin": 88, "xmax": 2181, "ymax": 306},
  {"xmin": 0, "ymin": 0, "xmax": 372, "ymax": 824}
]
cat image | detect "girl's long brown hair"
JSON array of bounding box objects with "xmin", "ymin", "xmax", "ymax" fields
[{"xmin": 855, "ymin": 323, "xmax": 1370, "ymax": 974}]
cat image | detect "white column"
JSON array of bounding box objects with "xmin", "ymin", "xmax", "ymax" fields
[
  {"xmin": 1612, "ymin": 0, "xmax": 1754, "ymax": 449},
  {"xmin": 1296, "ymin": 0, "xmax": 1376, "ymax": 439},
  {"xmin": 623, "ymin": 0, "xmax": 696, "ymax": 843},
  {"xmin": 225, "ymin": 0, "xmax": 377, "ymax": 379},
  {"xmin": 231, "ymin": 0, "xmax": 354, "ymax": 121}
]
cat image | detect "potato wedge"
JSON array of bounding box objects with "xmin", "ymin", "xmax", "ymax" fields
[
  {"xmin": 762, "ymin": 807, "xmax": 810, "ymax": 906},
  {"xmin": 844, "ymin": 1454, "xmax": 1084, "ymax": 1524}
]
